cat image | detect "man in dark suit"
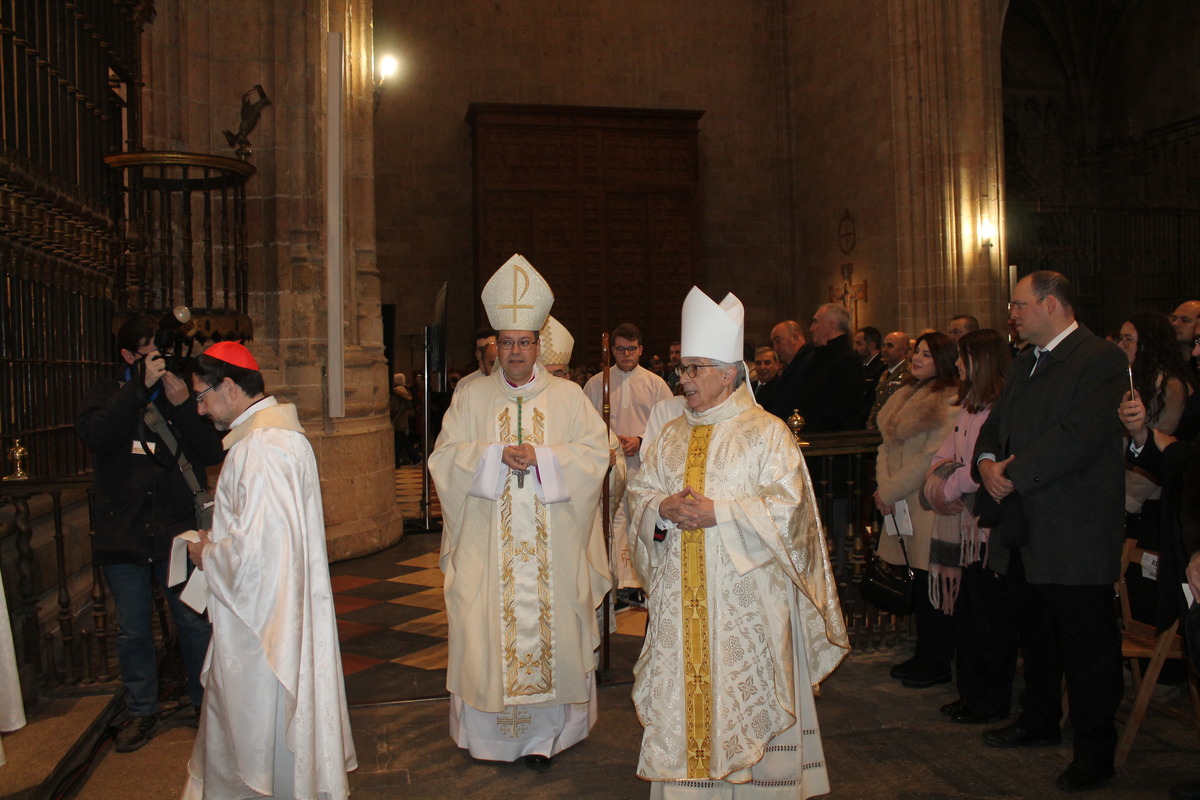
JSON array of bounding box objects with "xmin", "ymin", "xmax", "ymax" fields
[
  {"xmin": 751, "ymin": 345, "xmax": 781, "ymax": 408},
  {"xmin": 789, "ymin": 303, "xmax": 868, "ymax": 431},
  {"xmin": 855, "ymin": 326, "xmax": 885, "ymax": 423},
  {"xmin": 974, "ymin": 271, "xmax": 1127, "ymax": 792},
  {"xmin": 766, "ymin": 319, "xmax": 813, "ymax": 421}
]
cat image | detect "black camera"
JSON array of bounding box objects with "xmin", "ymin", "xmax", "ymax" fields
[{"xmin": 155, "ymin": 305, "xmax": 197, "ymax": 375}]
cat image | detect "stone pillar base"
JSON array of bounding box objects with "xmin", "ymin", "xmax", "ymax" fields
[{"xmin": 326, "ymin": 504, "xmax": 405, "ymax": 563}]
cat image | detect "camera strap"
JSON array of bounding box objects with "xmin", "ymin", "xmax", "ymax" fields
[{"xmin": 143, "ymin": 405, "xmax": 201, "ymax": 493}]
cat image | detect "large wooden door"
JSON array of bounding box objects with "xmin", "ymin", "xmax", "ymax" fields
[{"xmin": 468, "ymin": 104, "xmax": 703, "ymax": 366}]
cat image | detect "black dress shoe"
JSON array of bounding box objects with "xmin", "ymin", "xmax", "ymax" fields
[
  {"xmin": 1055, "ymin": 760, "xmax": 1114, "ymax": 792},
  {"xmin": 983, "ymin": 722, "xmax": 1060, "ymax": 748},
  {"xmin": 940, "ymin": 698, "xmax": 969, "ymax": 716},
  {"xmin": 523, "ymin": 754, "xmax": 553, "ymax": 772},
  {"xmin": 1170, "ymin": 779, "xmax": 1200, "ymax": 800},
  {"xmin": 950, "ymin": 707, "xmax": 1005, "ymax": 725},
  {"xmin": 900, "ymin": 664, "xmax": 952, "ymax": 688},
  {"xmin": 889, "ymin": 656, "xmax": 920, "ymax": 679}
]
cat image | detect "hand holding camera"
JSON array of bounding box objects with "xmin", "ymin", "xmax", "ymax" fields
[{"xmin": 141, "ymin": 350, "xmax": 168, "ymax": 388}]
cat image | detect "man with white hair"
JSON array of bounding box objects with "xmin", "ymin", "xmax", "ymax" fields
[
  {"xmin": 429, "ymin": 256, "xmax": 610, "ymax": 772},
  {"xmin": 628, "ymin": 287, "xmax": 849, "ymax": 798},
  {"xmin": 793, "ymin": 302, "xmax": 866, "ymax": 430}
]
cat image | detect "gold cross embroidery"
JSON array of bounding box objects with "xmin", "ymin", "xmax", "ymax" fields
[
  {"xmin": 496, "ymin": 707, "xmax": 532, "ymax": 738},
  {"xmin": 497, "ymin": 263, "xmax": 534, "ymax": 324},
  {"xmin": 516, "ymin": 652, "xmax": 542, "ymax": 676},
  {"xmin": 515, "ymin": 540, "xmax": 537, "ymax": 563}
]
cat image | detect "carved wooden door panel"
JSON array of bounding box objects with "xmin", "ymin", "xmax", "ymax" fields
[{"xmin": 469, "ymin": 104, "xmax": 702, "ymax": 366}]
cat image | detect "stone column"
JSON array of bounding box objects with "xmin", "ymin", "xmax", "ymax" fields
[
  {"xmin": 140, "ymin": 0, "xmax": 402, "ymax": 560},
  {"xmin": 886, "ymin": 0, "xmax": 1009, "ymax": 331}
]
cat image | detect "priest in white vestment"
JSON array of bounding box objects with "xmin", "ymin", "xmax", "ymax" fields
[
  {"xmin": 182, "ymin": 342, "xmax": 357, "ymax": 800},
  {"xmin": 584, "ymin": 324, "xmax": 672, "ymax": 590},
  {"xmin": 0, "ymin": 564, "xmax": 26, "ymax": 768},
  {"xmin": 429, "ymin": 256, "xmax": 611, "ymax": 772},
  {"xmin": 627, "ymin": 288, "xmax": 850, "ymax": 799}
]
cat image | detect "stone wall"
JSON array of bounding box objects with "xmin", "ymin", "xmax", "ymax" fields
[
  {"xmin": 374, "ymin": 0, "xmax": 1010, "ymax": 357},
  {"xmin": 374, "ymin": 0, "xmax": 790, "ymax": 365},
  {"xmin": 140, "ymin": 0, "xmax": 402, "ymax": 560}
]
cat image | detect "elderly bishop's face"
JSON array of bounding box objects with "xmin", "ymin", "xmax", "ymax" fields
[
  {"xmin": 680, "ymin": 358, "xmax": 735, "ymax": 413},
  {"xmin": 497, "ymin": 330, "xmax": 540, "ymax": 385}
]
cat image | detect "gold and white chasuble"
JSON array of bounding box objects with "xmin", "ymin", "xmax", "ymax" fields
[
  {"xmin": 428, "ymin": 368, "xmax": 611, "ymax": 759},
  {"xmin": 628, "ymin": 386, "xmax": 849, "ymax": 798}
]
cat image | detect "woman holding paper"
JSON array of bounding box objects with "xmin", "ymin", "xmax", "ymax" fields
[{"xmin": 873, "ymin": 331, "xmax": 959, "ymax": 688}]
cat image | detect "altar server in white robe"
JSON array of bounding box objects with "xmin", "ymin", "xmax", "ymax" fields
[
  {"xmin": 540, "ymin": 315, "xmax": 627, "ymax": 634},
  {"xmin": 627, "ymin": 288, "xmax": 850, "ymax": 799},
  {"xmin": 584, "ymin": 323, "xmax": 673, "ymax": 590},
  {"xmin": 429, "ymin": 255, "xmax": 611, "ymax": 772},
  {"xmin": 182, "ymin": 342, "xmax": 356, "ymax": 799}
]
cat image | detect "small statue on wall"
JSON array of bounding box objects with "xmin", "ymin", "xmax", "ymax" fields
[{"xmin": 222, "ymin": 85, "xmax": 272, "ymax": 161}]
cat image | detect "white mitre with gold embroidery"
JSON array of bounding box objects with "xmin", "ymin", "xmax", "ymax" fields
[
  {"xmin": 537, "ymin": 315, "xmax": 574, "ymax": 367},
  {"xmin": 681, "ymin": 286, "xmax": 743, "ymax": 363},
  {"xmin": 482, "ymin": 254, "xmax": 554, "ymax": 332}
]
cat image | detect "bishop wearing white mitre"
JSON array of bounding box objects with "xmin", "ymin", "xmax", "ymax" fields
[{"xmin": 428, "ymin": 255, "xmax": 611, "ymax": 771}]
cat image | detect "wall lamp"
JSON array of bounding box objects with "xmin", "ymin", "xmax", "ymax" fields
[
  {"xmin": 979, "ymin": 216, "xmax": 996, "ymax": 249},
  {"xmin": 374, "ymin": 55, "xmax": 398, "ymax": 114}
]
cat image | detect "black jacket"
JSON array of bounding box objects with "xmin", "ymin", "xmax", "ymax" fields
[
  {"xmin": 974, "ymin": 326, "xmax": 1127, "ymax": 585},
  {"xmin": 792, "ymin": 333, "xmax": 867, "ymax": 431},
  {"xmin": 76, "ymin": 371, "xmax": 225, "ymax": 565}
]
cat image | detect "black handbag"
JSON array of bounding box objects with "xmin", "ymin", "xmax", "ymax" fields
[{"xmin": 860, "ymin": 531, "xmax": 915, "ymax": 616}]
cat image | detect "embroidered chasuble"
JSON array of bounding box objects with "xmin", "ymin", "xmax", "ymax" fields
[
  {"xmin": 627, "ymin": 385, "xmax": 849, "ymax": 797},
  {"xmin": 429, "ymin": 368, "xmax": 610, "ymax": 755}
]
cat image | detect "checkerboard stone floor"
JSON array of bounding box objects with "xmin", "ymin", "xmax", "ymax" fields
[{"xmin": 330, "ymin": 466, "xmax": 647, "ymax": 706}]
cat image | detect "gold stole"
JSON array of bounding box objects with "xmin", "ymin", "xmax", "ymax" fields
[
  {"xmin": 682, "ymin": 424, "xmax": 713, "ymax": 777},
  {"xmin": 496, "ymin": 401, "xmax": 554, "ymax": 704}
]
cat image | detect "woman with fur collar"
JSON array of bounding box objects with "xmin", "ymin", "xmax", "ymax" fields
[{"xmin": 873, "ymin": 331, "xmax": 960, "ymax": 689}]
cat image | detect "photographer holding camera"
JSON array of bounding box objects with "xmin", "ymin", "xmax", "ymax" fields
[{"xmin": 75, "ymin": 315, "xmax": 224, "ymax": 752}]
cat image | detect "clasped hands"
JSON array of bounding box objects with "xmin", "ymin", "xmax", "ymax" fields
[
  {"xmin": 979, "ymin": 454, "xmax": 1016, "ymax": 502},
  {"xmin": 659, "ymin": 486, "xmax": 716, "ymax": 530},
  {"xmin": 501, "ymin": 444, "xmax": 538, "ymax": 472}
]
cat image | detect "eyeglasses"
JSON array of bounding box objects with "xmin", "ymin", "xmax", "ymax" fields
[
  {"xmin": 497, "ymin": 338, "xmax": 538, "ymax": 351},
  {"xmin": 679, "ymin": 363, "xmax": 721, "ymax": 379},
  {"xmin": 612, "ymin": 345, "xmax": 640, "ymax": 355},
  {"xmin": 195, "ymin": 383, "xmax": 219, "ymax": 402}
]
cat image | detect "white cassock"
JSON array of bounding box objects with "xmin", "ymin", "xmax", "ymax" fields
[
  {"xmin": 584, "ymin": 365, "xmax": 672, "ymax": 587},
  {"xmin": 429, "ymin": 367, "xmax": 611, "ymax": 760},
  {"xmin": 0, "ymin": 565, "xmax": 27, "ymax": 768},
  {"xmin": 627, "ymin": 385, "xmax": 850, "ymax": 799},
  {"xmin": 182, "ymin": 398, "xmax": 356, "ymax": 800}
]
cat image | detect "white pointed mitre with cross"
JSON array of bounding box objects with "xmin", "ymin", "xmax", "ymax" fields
[
  {"xmin": 681, "ymin": 286, "xmax": 744, "ymax": 363},
  {"xmin": 537, "ymin": 315, "xmax": 574, "ymax": 367},
  {"xmin": 482, "ymin": 254, "xmax": 554, "ymax": 332}
]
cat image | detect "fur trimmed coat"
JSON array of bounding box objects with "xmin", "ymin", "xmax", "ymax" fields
[{"xmin": 874, "ymin": 383, "xmax": 958, "ymax": 571}]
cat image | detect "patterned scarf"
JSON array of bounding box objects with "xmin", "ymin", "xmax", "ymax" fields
[{"xmin": 922, "ymin": 458, "xmax": 985, "ymax": 614}]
